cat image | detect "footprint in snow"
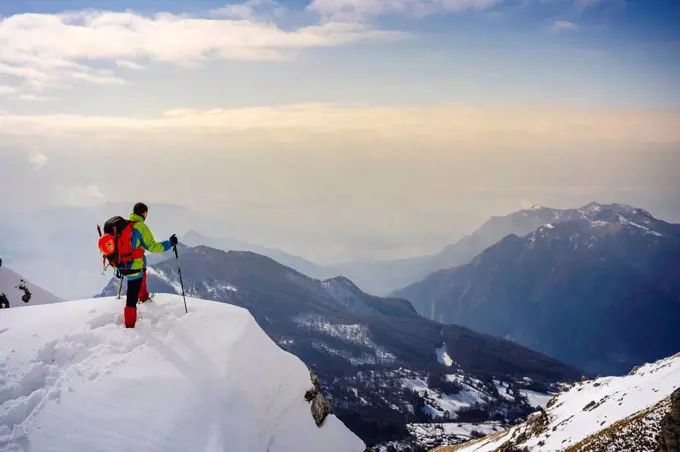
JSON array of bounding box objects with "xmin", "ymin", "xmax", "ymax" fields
[{"xmin": 87, "ymin": 313, "xmax": 119, "ymax": 329}]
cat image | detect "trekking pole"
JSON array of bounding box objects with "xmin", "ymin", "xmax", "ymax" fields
[
  {"xmin": 173, "ymin": 245, "xmax": 188, "ymax": 313},
  {"xmin": 117, "ymin": 273, "xmax": 124, "ymax": 300}
]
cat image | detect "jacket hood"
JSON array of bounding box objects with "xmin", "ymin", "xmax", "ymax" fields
[{"xmin": 128, "ymin": 213, "xmax": 146, "ymax": 223}]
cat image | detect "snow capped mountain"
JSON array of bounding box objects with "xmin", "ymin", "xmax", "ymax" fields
[
  {"xmin": 315, "ymin": 202, "xmax": 662, "ymax": 296},
  {"xmin": 0, "ymin": 264, "xmax": 62, "ymax": 308},
  {"xmin": 97, "ymin": 246, "xmax": 582, "ymax": 449},
  {"xmin": 437, "ymin": 352, "xmax": 680, "ymax": 452},
  {"xmin": 394, "ymin": 203, "xmax": 680, "ymax": 376},
  {"xmin": 0, "ymin": 295, "xmax": 366, "ymax": 452}
]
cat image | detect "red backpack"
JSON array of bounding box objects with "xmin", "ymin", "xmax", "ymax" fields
[{"xmin": 97, "ymin": 216, "xmax": 145, "ymax": 274}]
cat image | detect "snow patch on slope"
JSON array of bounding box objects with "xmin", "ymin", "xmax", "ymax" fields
[
  {"xmin": 453, "ymin": 353, "xmax": 680, "ymax": 451},
  {"xmin": 616, "ymin": 214, "xmax": 663, "ymax": 237},
  {"xmin": 408, "ymin": 421, "xmax": 504, "ymax": 449},
  {"xmin": 294, "ymin": 313, "xmax": 396, "ymax": 365},
  {"xmin": 436, "ymin": 344, "xmax": 454, "ymax": 367},
  {"xmin": 403, "ymin": 378, "xmax": 488, "ymax": 419},
  {"xmin": 519, "ymin": 389, "xmax": 554, "ymax": 409},
  {"xmin": 0, "ymin": 296, "xmax": 365, "ymax": 452},
  {"xmin": 147, "ymin": 266, "xmax": 182, "ymax": 294}
]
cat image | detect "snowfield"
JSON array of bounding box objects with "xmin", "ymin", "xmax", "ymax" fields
[
  {"xmin": 446, "ymin": 353, "xmax": 680, "ymax": 452},
  {"xmin": 0, "ymin": 295, "xmax": 365, "ymax": 452}
]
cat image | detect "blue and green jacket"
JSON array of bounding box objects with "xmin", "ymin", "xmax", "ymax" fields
[{"xmin": 124, "ymin": 213, "xmax": 172, "ymax": 280}]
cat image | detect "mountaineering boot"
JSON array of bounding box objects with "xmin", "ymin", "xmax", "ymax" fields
[{"xmin": 124, "ymin": 307, "xmax": 137, "ymax": 328}]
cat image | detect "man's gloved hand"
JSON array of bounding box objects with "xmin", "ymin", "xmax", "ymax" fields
[{"xmin": 169, "ymin": 234, "xmax": 178, "ymax": 246}]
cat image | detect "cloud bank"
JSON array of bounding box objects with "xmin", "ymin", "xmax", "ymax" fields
[
  {"xmin": 2, "ymin": 103, "xmax": 678, "ymax": 151},
  {"xmin": 0, "ymin": 5, "xmax": 405, "ymax": 95}
]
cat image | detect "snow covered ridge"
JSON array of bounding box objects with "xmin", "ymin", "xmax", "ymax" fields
[
  {"xmin": 525, "ymin": 202, "xmax": 674, "ymax": 241},
  {"xmin": 437, "ymin": 352, "xmax": 680, "ymax": 452},
  {"xmin": 0, "ymin": 295, "xmax": 366, "ymax": 452}
]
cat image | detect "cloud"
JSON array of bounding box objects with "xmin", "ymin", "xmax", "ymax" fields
[
  {"xmin": 0, "ymin": 85, "xmax": 16, "ymax": 95},
  {"xmin": 1, "ymin": 103, "xmax": 678, "ymax": 152},
  {"xmin": 115, "ymin": 60, "xmax": 146, "ymax": 71},
  {"xmin": 308, "ymin": 0, "xmax": 505, "ymax": 20},
  {"xmin": 19, "ymin": 94, "xmax": 57, "ymax": 101},
  {"xmin": 211, "ymin": 0, "xmax": 282, "ymax": 20},
  {"xmin": 0, "ymin": 4, "xmax": 405, "ymax": 94},
  {"xmin": 574, "ymin": 0, "xmax": 610, "ymax": 10},
  {"xmin": 28, "ymin": 152, "xmax": 49, "ymax": 170},
  {"xmin": 549, "ymin": 20, "xmax": 580, "ymax": 31},
  {"xmin": 67, "ymin": 184, "xmax": 106, "ymax": 206}
]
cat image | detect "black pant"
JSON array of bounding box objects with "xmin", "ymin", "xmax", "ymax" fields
[{"xmin": 126, "ymin": 277, "xmax": 142, "ymax": 308}]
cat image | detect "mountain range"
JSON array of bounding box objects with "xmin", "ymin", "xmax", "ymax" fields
[
  {"xmin": 394, "ymin": 203, "xmax": 680, "ymax": 376},
  {"xmin": 181, "ymin": 203, "xmax": 614, "ymax": 296},
  {"xmin": 98, "ymin": 245, "xmax": 582, "ymax": 449}
]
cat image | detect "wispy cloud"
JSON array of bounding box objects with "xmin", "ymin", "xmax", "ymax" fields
[
  {"xmin": 549, "ymin": 20, "xmax": 580, "ymax": 31},
  {"xmin": 308, "ymin": 0, "xmax": 505, "ymax": 21},
  {"xmin": 115, "ymin": 60, "xmax": 146, "ymax": 71},
  {"xmin": 28, "ymin": 152, "xmax": 49, "ymax": 170},
  {"xmin": 0, "ymin": 3, "xmax": 405, "ymax": 94},
  {"xmin": 212, "ymin": 0, "xmax": 282, "ymax": 20},
  {"xmin": 19, "ymin": 94, "xmax": 58, "ymax": 101},
  {"xmin": 0, "ymin": 85, "xmax": 16, "ymax": 95},
  {"xmin": 67, "ymin": 184, "xmax": 106, "ymax": 206}
]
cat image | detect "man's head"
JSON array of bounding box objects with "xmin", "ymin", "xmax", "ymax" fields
[{"xmin": 133, "ymin": 202, "xmax": 148, "ymax": 219}]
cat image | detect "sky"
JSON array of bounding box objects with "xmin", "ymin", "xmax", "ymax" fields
[{"xmin": 1, "ymin": 0, "xmax": 680, "ymax": 264}]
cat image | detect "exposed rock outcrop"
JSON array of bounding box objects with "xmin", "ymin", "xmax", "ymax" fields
[{"xmin": 656, "ymin": 388, "xmax": 680, "ymax": 452}]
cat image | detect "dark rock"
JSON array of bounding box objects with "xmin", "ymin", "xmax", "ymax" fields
[
  {"xmin": 583, "ymin": 401, "xmax": 597, "ymax": 411},
  {"xmin": 305, "ymin": 368, "xmax": 332, "ymax": 427},
  {"xmin": 498, "ymin": 442, "xmax": 529, "ymax": 452},
  {"xmin": 305, "ymin": 387, "xmax": 332, "ymax": 427},
  {"xmin": 656, "ymin": 388, "xmax": 680, "ymax": 452}
]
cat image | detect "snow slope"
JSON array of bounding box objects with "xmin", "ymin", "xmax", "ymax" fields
[
  {"xmin": 443, "ymin": 353, "xmax": 680, "ymax": 452},
  {"xmin": 0, "ymin": 266, "xmax": 62, "ymax": 308},
  {"xmin": 0, "ymin": 295, "xmax": 365, "ymax": 452}
]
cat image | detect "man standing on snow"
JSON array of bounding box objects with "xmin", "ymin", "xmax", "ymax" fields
[{"xmin": 123, "ymin": 202, "xmax": 178, "ymax": 328}]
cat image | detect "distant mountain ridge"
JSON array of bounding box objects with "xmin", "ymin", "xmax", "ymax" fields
[
  {"xmin": 0, "ymin": 265, "xmax": 62, "ymax": 307},
  {"xmin": 181, "ymin": 203, "xmax": 607, "ymax": 296},
  {"xmin": 328, "ymin": 202, "xmax": 671, "ymax": 295},
  {"xmin": 98, "ymin": 245, "xmax": 582, "ymax": 448},
  {"xmin": 394, "ymin": 202, "xmax": 680, "ymax": 376},
  {"xmin": 186, "ymin": 201, "xmax": 660, "ymax": 297},
  {"xmin": 181, "ymin": 230, "xmax": 325, "ymax": 279}
]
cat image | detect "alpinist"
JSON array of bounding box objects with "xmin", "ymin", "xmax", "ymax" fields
[{"xmin": 98, "ymin": 202, "xmax": 178, "ymax": 328}]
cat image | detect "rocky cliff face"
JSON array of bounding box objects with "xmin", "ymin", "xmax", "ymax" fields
[{"xmin": 657, "ymin": 388, "xmax": 680, "ymax": 452}]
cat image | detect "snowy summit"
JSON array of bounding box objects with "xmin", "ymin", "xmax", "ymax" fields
[{"xmin": 0, "ymin": 295, "xmax": 365, "ymax": 452}]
